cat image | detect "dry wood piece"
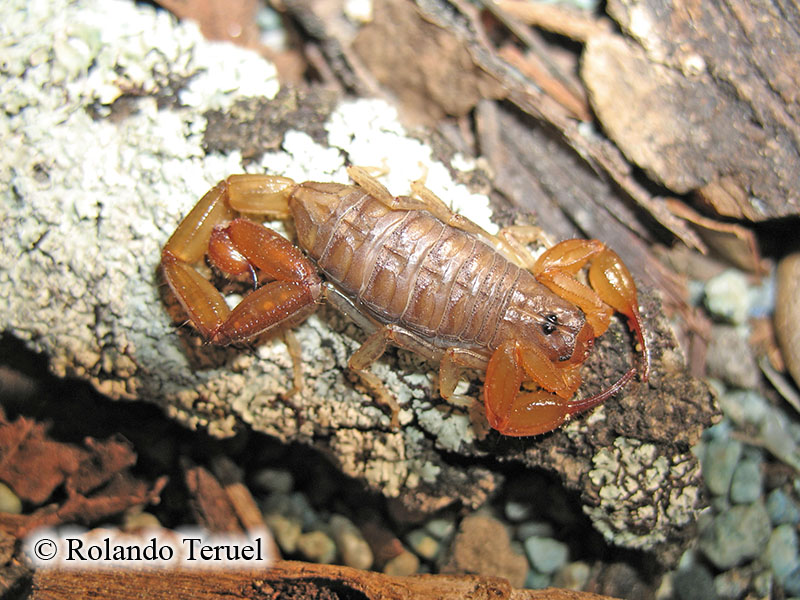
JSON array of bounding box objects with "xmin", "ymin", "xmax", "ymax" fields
[
  {"xmin": 2, "ymin": 0, "xmax": 719, "ymax": 571},
  {"xmin": 154, "ymin": 0, "xmax": 260, "ymax": 47},
  {"xmin": 351, "ymin": 0, "xmax": 507, "ymax": 124},
  {"xmin": 592, "ymin": 0, "xmax": 800, "ymax": 221},
  {"xmin": 664, "ymin": 198, "xmax": 763, "ymax": 273},
  {"xmin": 184, "ymin": 464, "xmax": 244, "ymax": 534},
  {"xmin": 0, "ymin": 408, "xmax": 166, "ymax": 539},
  {"xmin": 183, "ymin": 458, "xmax": 282, "ymax": 559},
  {"xmin": 775, "ymin": 252, "xmax": 800, "ymax": 390},
  {"xmin": 496, "ymin": 0, "xmax": 611, "ymax": 42},
  {"xmin": 32, "ymin": 560, "xmax": 620, "ymax": 600}
]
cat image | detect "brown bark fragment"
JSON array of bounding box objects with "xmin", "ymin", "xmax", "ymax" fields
[
  {"xmin": 0, "ymin": 415, "xmax": 84, "ymax": 504},
  {"xmin": 582, "ymin": 34, "xmax": 739, "ymax": 195},
  {"xmin": 31, "ymin": 560, "xmax": 621, "ymax": 599},
  {"xmin": 0, "ymin": 408, "xmax": 165, "ymax": 538},
  {"xmin": 589, "ymin": 0, "xmax": 800, "ymax": 221},
  {"xmin": 775, "ymin": 252, "xmax": 800, "ymax": 389},
  {"xmin": 351, "ymin": 0, "xmax": 507, "ymax": 124},
  {"xmin": 184, "ymin": 464, "xmax": 243, "ymax": 533}
]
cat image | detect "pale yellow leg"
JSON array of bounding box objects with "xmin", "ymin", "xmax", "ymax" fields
[
  {"xmin": 283, "ymin": 329, "xmax": 304, "ymax": 397},
  {"xmin": 347, "ymin": 326, "xmax": 401, "ymax": 429},
  {"xmin": 496, "ymin": 225, "xmax": 557, "ymax": 271},
  {"xmin": 224, "ymin": 174, "xmax": 295, "ymax": 217},
  {"xmin": 439, "ymin": 347, "xmax": 488, "ymax": 408}
]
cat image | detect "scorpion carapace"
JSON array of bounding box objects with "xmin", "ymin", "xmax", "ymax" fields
[{"xmin": 161, "ymin": 167, "xmax": 649, "ymax": 437}]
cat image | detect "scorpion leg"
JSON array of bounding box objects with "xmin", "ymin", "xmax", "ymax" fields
[
  {"xmin": 439, "ymin": 347, "xmax": 490, "ymax": 408},
  {"xmin": 162, "ymin": 182, "xmax": 237, "ymax": 339},
  {"xmin": 322, "ymin": 283, "xmax": 407, "ymax": 428},
  {"xmin": 220, "ymin": 174, "xmax": 295, "ymax": 217},
  {"xmin": 534, "ymin": 239, "xmax": 649, "ymax": 380},
  {"xmin": 347, "ymin": 325, "xmax": 419, "ymax": 429},
  {"xmin": 347, "ymin": 165, "xmax": 531, "ymax": 266}
]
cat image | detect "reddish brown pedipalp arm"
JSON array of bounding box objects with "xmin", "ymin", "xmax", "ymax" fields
[{"xmin": 161, "ymin": 176, "xmax": 322, "ymax": 346}]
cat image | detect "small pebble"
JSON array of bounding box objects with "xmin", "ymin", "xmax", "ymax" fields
[
  {"xmin": 406, "ymin": 529, "xmax": 440, "ymax": 561},
  {"xmin": 264, "ymin": 513, "xmax": 302, "ymax": 554},
  {"xmin": 329, "ymin": 515, "xmax": 373, "ymax": 570},
  {"xmin": 673, "ymin": 564, "xmax": 717, "ymax": 600},
  {"xmin": 717, "ymin": 391, "xmax": 800, "ymax": 471},
  {"xmin": 552, "ymin": 561, "xmax": 590, "ymax": 591},
  {"xmin": 262, "ymin": 491, "xmax": 319, "ymax": 530},
  {"xmin": 0, "ymin": 483, "xmax": 22, "ymax": 514},
  {"xmin": 383, "ymin": 549, "xmax": 420, "ymax": 576},
  {"xmin": 714, "ymin": 568, "xmax": 750, "ymax": 600},
  {"xmin": 729, "ymin": 457, "xmax": 763, "ymax": 504},
  {"xmin": 701, "ymin": 437, "xmax": 743, "ymax": 498},
  {"xmin": 504, "ymin": 500, "xmax": 532, "ymax": 522},
  {"xmin": 252, "ymin": 467, "xmax": 294, "ymax": 494},
  {"xmin": 760, "ymin": 411, "xmax": 800, "ymax": 472},
  {"xmin": 766, "ymin": 524, "xmax": 799, "ymax": 584},
  {"xmin": 705, "ymin": 325, "xmax": 760, "ymax": 389},
  {"xmin": 515, "ymin": 520, "xmax": 555, "ymax": 541},
  {"xmin": 122, "ymin": 511, "xmax": 161, "ymax": 531},
  {"xmin": 525, "ymin": 569, "xmax": 551, "ymax": 590},
  {"xmin": 766, "ymin": 489, "xmax": 800, "ymax": 526},
  {"xmin": 296, "ymin": 530, "xmax": 337, "ymax": 564},
  {"xmin": 424, "ymin": 517, "xmax": 455, "ymax": 540},
  {"xmin": 753, "ymin": 569, "xmax": 773, "ymax": 598},
  {"xmin": 747, "ymin": 272, "xmax": 775, "ymax": 319},
  {"xmin": 704, "ymin": 269, "xmax": 750, "ymax": 324},
  {"xmin": 784, "ymin": 564, "xmax": 800, "ymax": 596},
  {"xmin": 698, "ymin": 501, "xmax": 771, "ymax": 569},
  {"xmin": 717, "ymin": 390, "xmax": 768, "ymax": 427},
  {"xmin": 523, "ymin": 536, "xmax": 569, "ymax": 574},
  {"xmin": 710, "ymin": 495, "xmax": 731, "ymax": 514}
]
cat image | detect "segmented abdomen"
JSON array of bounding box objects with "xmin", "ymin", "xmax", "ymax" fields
[{"xmin": 295, "ymin": 183, "xmax": 524, "ymax": 353}]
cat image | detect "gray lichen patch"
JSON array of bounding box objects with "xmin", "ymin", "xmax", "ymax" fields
[{"xmin": 586, "ymin": 437, "xmax": 702, "ymax": 553}]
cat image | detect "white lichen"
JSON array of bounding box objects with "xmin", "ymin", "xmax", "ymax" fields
[{"xmin": 586, "ymin": 437, "xmax": 702, "ymax": 549}]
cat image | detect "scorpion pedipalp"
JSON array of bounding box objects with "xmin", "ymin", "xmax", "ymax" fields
[{"xmin": 481, "ymin": 238, "xmax": 648, "ymax": 436}]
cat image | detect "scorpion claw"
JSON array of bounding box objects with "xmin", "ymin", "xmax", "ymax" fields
[{"xmin": 484, "ymin": 340, "xmax": 638, "ymax": 437}]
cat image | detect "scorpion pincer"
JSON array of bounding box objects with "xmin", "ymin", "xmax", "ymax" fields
[{"xmin": 161, "ymin": 166, "xmax": 649, "ymax": 436}]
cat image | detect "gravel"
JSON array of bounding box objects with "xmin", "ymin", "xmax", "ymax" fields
[
  {"xmin": 700, "ymin": 437, "xmax": 742, "ymax": 498},
  {"xmin": 0, "ymin": 483, "xmax": 22, "ymax": 514},
  {"xmin": 765, "ymin": 524, "xmax": 799, "ymax": 585},
  {"xmin": 728, "ymin": 456, "xmax": 763, "ymax": 504},
  {"xmin": 523, "ymin": 536, "xmax": 570, "ymax": 575},
  {"xmin": 766, "ymin": 488, "xmax": 800, "ymax": 526}
]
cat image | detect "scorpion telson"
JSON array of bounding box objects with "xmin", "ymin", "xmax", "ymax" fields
[{"xmin": 161, "ymin": 167, "xmax": 649, "ymax": 436}]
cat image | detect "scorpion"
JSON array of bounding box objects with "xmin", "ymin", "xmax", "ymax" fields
[{"xmin": 161, "ymin": 166, "xmax": 649, "ymax": 436}]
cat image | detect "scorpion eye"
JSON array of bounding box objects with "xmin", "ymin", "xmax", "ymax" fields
[{"xmin": 541, "ymin": 314, "xmax": 558, "ymax": 335}]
